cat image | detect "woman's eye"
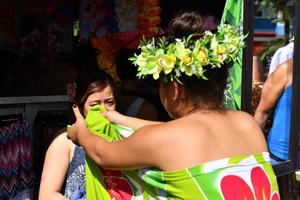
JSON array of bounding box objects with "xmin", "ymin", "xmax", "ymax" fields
[{"xmin": 107, "ymin": 100, "xmax": 115, "ymax": 105}]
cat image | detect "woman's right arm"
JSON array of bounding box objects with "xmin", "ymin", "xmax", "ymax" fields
[
  {"xmin": 39, "ymin": 132, "xmax": 72, "ymax": 200},
  {"xmin": 102, "ymin": 110, "xmax": 162, "ymax": 130},
  {"xmin": 254, "ymin": 60, "xmax": 290, "ymax": 128}
]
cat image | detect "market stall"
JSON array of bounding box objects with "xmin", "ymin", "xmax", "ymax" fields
[{"xmin": 0, "ymin": 0, "xmax": 299, "ymax": 199}]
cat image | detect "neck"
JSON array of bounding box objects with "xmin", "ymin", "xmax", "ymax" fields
[{"xmin": 178, "ymin": 103, "xmax": 222, "ymax": 117}]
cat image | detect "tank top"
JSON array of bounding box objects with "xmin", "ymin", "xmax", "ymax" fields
[
  {"xmin": 64, "ymin": 145, "xmax": 86, "ymax": 199},
  {"xmin": 268, "ymin": 84, "xmax": 292, "ymax": 160}
]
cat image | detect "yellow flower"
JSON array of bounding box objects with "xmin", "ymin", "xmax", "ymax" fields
[
  {"xmin": 136, "ymin": 54, "xmax": 147, "ymax": 67},
  {"xmin": 182, "ymin": 54, "xmax": 192, "ymax": 65},
  {"xmin": 195, "ymin": 50, "xmax": 208, "ymax": 65},
  {"xmin": 217, "ymin": 45, "xmax": 226, "ymax": 54},
  {"xmin": 131, "ymin": 24, "xmax": 245, "ymax": 82},
  {"xmin": 157, "ymin": 54, "xmax": 177, "ymax": 74}
]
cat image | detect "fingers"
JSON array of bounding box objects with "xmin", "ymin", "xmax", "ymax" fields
[
  {"xmin": 66, "ymin": 124, "xmax": 79, "ymax": 146},
  {"xmin": 101, "ymin": 111, "xmax": 108, "ymax": 118},
  {"xmin": 101, "ymin": 111, "xmax": 112, "ymax": 121},
  {"xmin": 72, "ymin": 104, "xmax": 83, "ymax": 120}
]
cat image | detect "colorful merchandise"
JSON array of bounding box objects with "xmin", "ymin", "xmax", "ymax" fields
[{"xmin": 0, "ymin": 121, "xmax": 34, "ymax": 200}]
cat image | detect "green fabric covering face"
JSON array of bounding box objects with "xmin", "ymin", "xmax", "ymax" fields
[
  {"xmin": 84, "ymin": 105, "xmax": 122, "ymax": 200},
  {"xmin": 221, "ymin": 0, "xmax": 243, "ymax": 110},
  {"xmin": 82, "ymin": 105, "xmax": 279, "ymax": 200}
]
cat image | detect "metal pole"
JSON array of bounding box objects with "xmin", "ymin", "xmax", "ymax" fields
[
  {"xmin": 241, "ymin": 0, "xmax": 254, "ymax": 113},
  {"xmin": 289, "ymin": 0, "xmax": 300, "ymax": 170}
]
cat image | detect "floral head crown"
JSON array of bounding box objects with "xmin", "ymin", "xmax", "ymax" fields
[{"xmin": 129, "ymin": 25, "xmax": 246, "ymax": 83}]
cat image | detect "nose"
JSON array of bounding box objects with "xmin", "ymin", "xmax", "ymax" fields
[
  {"xmin": 99, "ymin": 103, "xmax": 107, "ymax": 110},
  {"xmin": 100, "ymin": 103, "xmax": 112, "ymax": 111}
]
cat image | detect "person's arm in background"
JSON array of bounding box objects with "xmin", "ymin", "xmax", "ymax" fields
[
  {"xmin": 102, "ymin": 110, "xmax": 162, "ymax": 130},
  {"xmin": 39, "ymin": 133, "xmax": 72, "ymax": 200},
  {"xmin": 254, "ymin": 60, "xmax": 291, "ymax": 128}
]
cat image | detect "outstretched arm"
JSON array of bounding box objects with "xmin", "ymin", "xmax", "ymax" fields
[
  {"xmin": 102, "ymin": 110, "xmax": 162, "ymax": 130},
  {"xmin": 67, "ymin": 105, "xmax": 163, "ymax": 170},
  {"xmin": 254, "ymin": 60, "xmax": 291, "ymax": 128}
]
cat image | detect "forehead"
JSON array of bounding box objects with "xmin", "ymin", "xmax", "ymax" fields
[{"xmin": 86, "ymin": 86, "xmax": 114, "ymax": 101}]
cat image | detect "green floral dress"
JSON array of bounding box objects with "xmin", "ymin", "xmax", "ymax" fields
[{"xmin": 84, "ymin": 105, "xmax": 279, "ymax": 200}]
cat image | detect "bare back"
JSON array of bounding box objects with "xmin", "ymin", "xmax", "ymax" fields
[{"xmin": 150, "ymin": 110, "xmax": 267, "ymax": 171}]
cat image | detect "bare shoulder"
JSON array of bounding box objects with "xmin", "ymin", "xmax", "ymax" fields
[
  {"xmin": 130, "ymin": 120, "xmax": 184, "ymax": 144},
  {"xmin": 230, "ymin": 110, "xmax": 256, "ymax": 119},
  {"xmin": 48, "ymin": 131, "xmax": 73, "ymax": 151},
  {"xmin": 229, "ymin": 110, "xmax": 260, "ymax": 128},
  {"xmin": 228, "ymin": 110, "xmax": 266, "ymax": 141},
  {"xmin": 270, "ymin": 59, "xmax": 292, "ymax": 82}
]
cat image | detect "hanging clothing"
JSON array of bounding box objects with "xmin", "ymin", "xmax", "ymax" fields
[{"xmin": 0, "ymin": 120, "xmax": 34, "ymax": 200}]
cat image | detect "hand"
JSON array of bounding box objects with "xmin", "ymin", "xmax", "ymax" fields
[
  {"xmin": 102, "ymin": 110, "xmax": 125, "ymax": 124},
  {"xmin": 67, "ymin": 105, "xmax": 87, "ymax": 145},
  {"xmin": 70, "ymin": 187, "xmax": 86, "ymax": 200}
]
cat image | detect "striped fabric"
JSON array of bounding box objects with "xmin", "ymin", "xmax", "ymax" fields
[{"xmin": 0, "ymin": 122, "xmax": 34, "ymax": 200}]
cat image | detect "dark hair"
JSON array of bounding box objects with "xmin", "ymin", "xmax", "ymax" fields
[
  {"xmin": 169, "ymin": 11, "xmax": 229, "ymax": 109},
  {"xmin": 180, "ymin": 64, "xmax": 229, "ymax": 109},
  {"xmin": 169, "ymin": 12, "xmax": 204, "ymax": 38},
  {"xmin": 74, "ymin": 69, "xmax": 116, "ymax": 113}
]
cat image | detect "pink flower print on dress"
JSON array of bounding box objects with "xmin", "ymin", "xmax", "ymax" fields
[
  {"xmin": 101, "ymin": 169, "xmax": 133, "ymax": 200},
  {"xmin": 221, "ymin": 166, "xmax": 280, "ymax": 200}
]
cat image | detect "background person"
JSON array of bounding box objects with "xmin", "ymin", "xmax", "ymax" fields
[
  {"xmin": 268, "ymin": 37, "xmax": 294, "ymax": 76},
  {"xmin": 115, "ymin": 48, "xmax": 159, "ymax": 121},
  {"xmin": 254, "ymin": 59, "xmax": 293, "ymax": 162},
  {"xmin": 254, "ymin": 58, "xmax": 293, "ymax": 200}
]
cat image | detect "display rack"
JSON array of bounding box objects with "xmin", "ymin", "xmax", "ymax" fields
[{"xmin": 0, "ymin": 95, "xmax": 69, "ymax": 134}]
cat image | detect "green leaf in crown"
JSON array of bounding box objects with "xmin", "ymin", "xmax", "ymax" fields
[{"xmin": 130, "ymin": 24, "xmax": 246, "ymax": 83}]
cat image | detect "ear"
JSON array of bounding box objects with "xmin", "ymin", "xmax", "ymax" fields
[{"xmin": 172, "ymin": 81, "xmax": 180, "ymax": 101}]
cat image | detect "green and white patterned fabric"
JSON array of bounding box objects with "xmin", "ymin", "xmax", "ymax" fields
[{"xmin": 84, "ymin": 105, "xmax": 279, "ymax": 200}]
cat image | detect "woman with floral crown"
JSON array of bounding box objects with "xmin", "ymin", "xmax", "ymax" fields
[{"xmin": 67, "ymin": 12, "xmax": 279, "ymax": 199}]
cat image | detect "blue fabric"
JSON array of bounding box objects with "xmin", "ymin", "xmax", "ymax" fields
[
  {"xmin": 268, "ymin": 85, "xmax": 292, "ymax": 160},
  {"xmin": 64, "ymin": 146, "xmax": 86, "ymax": 199},
  {"xmin": 70, "ymin": 187, "xmax": 86, "ymax": 200}
]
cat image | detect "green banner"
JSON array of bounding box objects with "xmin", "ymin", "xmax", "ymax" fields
[{"xmin": 221, "ymin": 0, "xmax": 243, "ymax": 109}]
